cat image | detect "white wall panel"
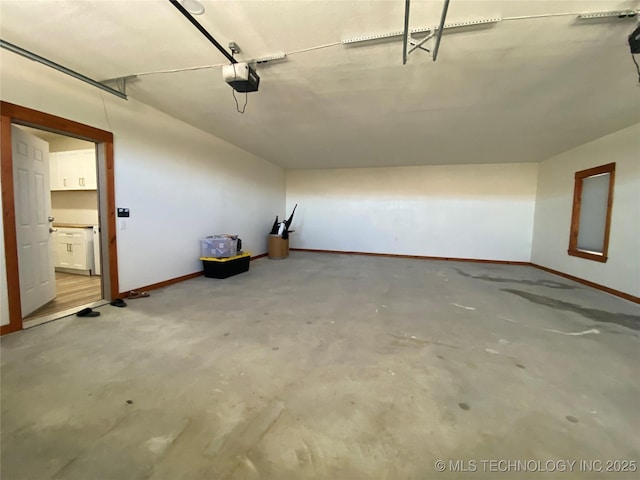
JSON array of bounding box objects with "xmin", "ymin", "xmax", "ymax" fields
[
  {"xmin": 1, "ymin": 52, "xmax": 285, "ymax": 293},
  {"xmin": 531, "ymin": 123, "xmax": 640, "ymax": 297},
  {"xmin": 287, "ymin": 163, "xmax": 538, "ymax": 262}
]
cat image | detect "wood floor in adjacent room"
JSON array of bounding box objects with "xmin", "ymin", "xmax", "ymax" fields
[{"xmin": 24, "ymin": 272, "xmax": 102, "ymax": 320}]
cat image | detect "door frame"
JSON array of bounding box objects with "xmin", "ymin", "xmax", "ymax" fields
[{"xmin": 1, "ymin": 101, "xmax": 119, "ymax": 335}]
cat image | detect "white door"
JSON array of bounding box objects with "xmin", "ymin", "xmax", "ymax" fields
[{"xmin": 12, "ymin": 125, "xmax": 56, "ymax": 316}]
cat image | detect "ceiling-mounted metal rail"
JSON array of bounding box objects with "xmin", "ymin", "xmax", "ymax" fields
[
  {"xmin": 343, "ymin": 17, "xmax": 500, "ymax": 45},
  {"xmin": 432, "ymin": 0, "xmax": 451, "ymax": 61},
  {"xmin": 168, "ymin": 0, "xmax": 237, "ymax": 64},
  {"xmin": 402, "ymin": 0, "xmax": 411, "ymax": 65},
  {"xmin": 0, "ymin": 39, "xmax": 127, "ymax": 100}
]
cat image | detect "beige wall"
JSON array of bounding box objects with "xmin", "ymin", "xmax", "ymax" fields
[
  {"xmin": 1, "ymin": 51, "xmax": 286, "ymax": 293},
  {"xmin": 51, "ymin": 191, "xmax": 99, "ymax": 226},
  {"xmin": 531, "ymin": 123, "xmax": 640, "ymax": 297},
  {"xmin": 287, "ymin": 163, "xmax": 539, "ymax": 262},
  {"xmin": 48, "ymin": 136, "xmax": 94, "ymax": 152}
]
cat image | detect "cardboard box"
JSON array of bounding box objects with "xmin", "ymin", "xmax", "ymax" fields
[
  {"xmin": 201, "ymin": 235, "xmax": 238, "ymax": 258},
  {"xmin": 268, "ymin": 235, "xmax": 289, "ymax": 259}
]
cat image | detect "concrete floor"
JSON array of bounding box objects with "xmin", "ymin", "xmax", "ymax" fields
[{"xmin": 1, "ymin": 252, "xmax": 639, "ymax": 480}]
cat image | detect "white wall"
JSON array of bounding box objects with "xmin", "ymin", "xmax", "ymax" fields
[
  {"xmin": 51, "ymin": 191, "xmax": 99, "ymax": 225},
  {"xmin": 531, "ymin": 123, "xmax": 640, "ymax": 297},
  {"xmin": 286, "ymin": 163, "xmax": 538, "ymax": 262},
  {"xmin": 48, "ymin": 136, "xmax": 94, "ymax": 152},
  {"xmin": 1, "ymin": 52, "xmax": 285, "ymax": 293}
]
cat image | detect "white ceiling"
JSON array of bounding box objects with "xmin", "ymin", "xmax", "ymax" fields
[{"xmin": 1, "ymin": 1, "xmax": 639, "ymax": 168}]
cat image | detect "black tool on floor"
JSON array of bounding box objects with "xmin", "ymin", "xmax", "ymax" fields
[
  {"xmin": 76, "ymin": 307, "xmax": 100, "ymax": 317},
  {"xmin": 110, "ymin": 298, "xmax": 127, "ymax": 308}
]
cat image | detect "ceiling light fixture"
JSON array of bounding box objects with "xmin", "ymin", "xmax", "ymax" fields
[
  {"xmin": 577, "ymin": 9, "xmax": 637, "ymax": 20},
  {"xmin": 169, "ymin": 0, "xmax": 235, "ymax": 64},
  {"xmin": 180, "ymin": 0, "xmax": 205, "ymax": 15}
]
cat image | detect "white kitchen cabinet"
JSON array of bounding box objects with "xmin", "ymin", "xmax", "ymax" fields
[
  {"xmin": 50, "ymin": 149, "xmax": 97, "ymax": 191},
  {"xmin": 82, "ymin": 150, "xmax": 98, "ymax": 189},
  {"xmin": 54, "ymin": 227, "xmax": 94, "ymax": 274},
  {"xmin": 49, "ymin": 152, "xmax": 60, "ymax": 190}
]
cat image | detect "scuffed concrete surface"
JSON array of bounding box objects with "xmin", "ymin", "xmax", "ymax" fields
[{"xmin": 2, "ymin": 253, "xmax": 639, "ymax": 479}]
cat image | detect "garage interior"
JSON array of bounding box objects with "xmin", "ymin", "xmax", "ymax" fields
[{"xmin": 1, "ymin": 1, "xmax": 639, "ymax": 479}]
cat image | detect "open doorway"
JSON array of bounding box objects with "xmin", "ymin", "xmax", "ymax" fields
[
  {"xmin": 15, "ymin": 125, "xmax": 105, "ymax": 327},
  {"xmin": 1, "ymin": 101, "xmax": 119, "ymax": 335}
]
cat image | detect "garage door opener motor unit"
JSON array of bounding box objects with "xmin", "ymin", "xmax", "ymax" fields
[{"xmin": 222, "ymin": 63, "xmax": 260, "ymax": 92}]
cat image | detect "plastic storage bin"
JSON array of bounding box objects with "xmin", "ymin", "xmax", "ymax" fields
[{"xmin": 200, "ymin": 252, "xmax": 251, "ymax": 278}]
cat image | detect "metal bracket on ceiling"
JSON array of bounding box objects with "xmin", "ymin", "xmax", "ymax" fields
[
  {"xmin": 342, "ymin": 19, "xmax": 500, "ymax": 49},
  {"xmin": 249, "ymin": 53, "xmax": 287, "ymax": 65},
  {"xmin": 101, "ymin": 76, "xmax": 134, "ymax": 97},
  {"xmin": 402, "ymin": 0, "xmax": 450, "ymax": 64},
  {"xmin": 407, "ymin": 31, "xmax": 435, "ymax": 55}
]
